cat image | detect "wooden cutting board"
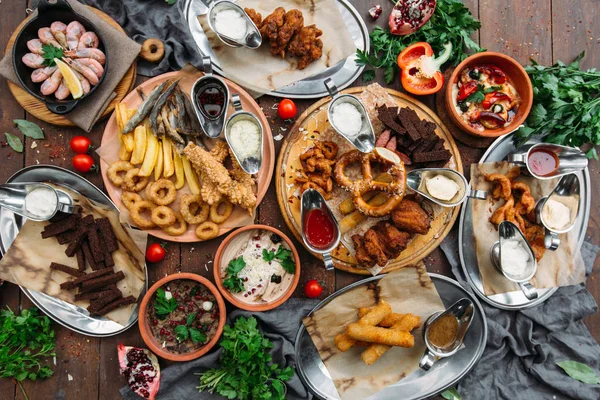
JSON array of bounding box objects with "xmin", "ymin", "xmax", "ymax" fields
[{"xmin": 4, "ymin": 6, "xmax": 136, "ymax": 127}]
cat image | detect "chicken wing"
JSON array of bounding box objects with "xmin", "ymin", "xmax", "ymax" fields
[
  {"xmin": 363, "ymin": 229, "xmax": 389, "ymax": 267},
  {"xmin": 287, "ymin": 25, "xmax": 323, "ymax": 69},
  {"xmin": 244, "ymin": 8, "xmax": 262, "ymax": 28},
  {"xmin": 352, "ymin": 234, "xmax": 375, "ymax": 268},
  {"xmin": 270, "ymin": 9, "xmax": 304, "ymax": 58},
  {"xmin": 390, "ymin": 199, "xmax": 431, "ymax": 235},
  {"xmin": 259, "ymin": 7, "xmax": 285, "ymax": 54},
  {"xmin": 373, "ymin": 222, "xmax": 410, "ymax": 258}
]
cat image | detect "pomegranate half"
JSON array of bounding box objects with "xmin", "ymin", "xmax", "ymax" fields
[
  {"xmin": 118, "ymin": 343, "xmax": 161, "ymax": 400},
  {"xmin": 389, "ymin": 0, "xmax": 437, "ymax": 36}
]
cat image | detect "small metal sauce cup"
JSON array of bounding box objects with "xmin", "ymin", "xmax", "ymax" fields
[
  {"xmin": 191, "ymin": 56, "xmax": 230, "ymax": 139},
  {"xmin": 0, "ymin": 182, "xmax": 77, "ymax": 221},
  {"xmin": 224, "ymin": 94, "xmax": 263, "ymax": 174},
  {"xmin": 506, "ymin": 143, "xmax": 588, "ymax": 180},
  {"xmin": 406, "ymin": 168, "xmax": 487, "ymax": 207},
  {"xmin": 207, "ymin": 0, "xmax": 262, "ymax": 49},
  {"xmin": 300, "ymin": 189, "xmax": 341, "ymax": 271}
]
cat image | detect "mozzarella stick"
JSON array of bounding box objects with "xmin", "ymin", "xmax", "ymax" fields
[
  {"xmin": 358, "ymin": 307, "xmax": 406, "ymax": 327},
  {"xmin": 346, "ymin": 323, "xmax": 414, "ymax": 348},
  {"xmin": 335, "ymin": 301, "xmax": 392, "ymax": 352},
  {"xmin": 361, "ymin": 314, "xmax": 422, "ymax": 365}
]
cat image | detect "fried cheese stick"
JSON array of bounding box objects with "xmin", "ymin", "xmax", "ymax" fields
[
  {"xmin": 346, "ymin": 323, "xmax": 414, "ymax": 348},
  {"xmin": 358, "ymin": 307, "xmax": 406, "ymax": 327},
  {"xmin": 360, "ymin": 314, "xmax": 421, "ymax": 365},
  {"xmin": 334, "ymin": 301, "xmax": 391, "ymax": 352}
]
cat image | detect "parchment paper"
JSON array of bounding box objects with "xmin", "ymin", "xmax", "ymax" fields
[
  {"xmin": 470, "ymin": 162, "xmax": 586, "ymax": 296},
  {"xmin": 302, "ymin": 265, "xmax": 445, "ymax": 400},
  {"xmin": 198, "ymin": 0, "xmax": 356, "ymax": 96},
  {"xmin": 0, "ymin": 186, "xmax": 147, "ymax": 326}
]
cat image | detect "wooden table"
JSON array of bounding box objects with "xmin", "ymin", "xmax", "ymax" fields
[{"xmin": 0, "ymin": 1, "xmax": 598, "ymax": 399}]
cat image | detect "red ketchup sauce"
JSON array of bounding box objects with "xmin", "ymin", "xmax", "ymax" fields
[
  {"xmin": 528, "ymin": 148, "xmax": 559, "ymax": 176},
  {"xmin": 304, "ymin": 209, "xmax": 336, "ymax": 249}
]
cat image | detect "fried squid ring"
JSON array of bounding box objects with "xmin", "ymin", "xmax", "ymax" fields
[
  {"xmin": 485, "ymin": 173, "xmax": 512, "ymax": 201},
  {"xmin": 129, "ymin": 200, "xmax": 156, "ymax": 229},
  {"xmin": 162, "ymin": 212, "xmax": 187, "ymax": 236},
  {"xmin": 108, "ymin": 161, "xmax": 134, "ymax": 187},
  {"xmin": 149, "ymin": 179, "xmax": 177, "ymax": 206},
  {"xmin": 121, "ymin": 191, "xmax": 142, "ymax": 211},
  {"xmin": 195, "ymin": 221, "xmax": 219, "ymax": 240},
  {"xmin": 315, "ymin": 140, "xmax": 339, "ymax": 159},
  {"xmin": 180, "ymin": 194, "xmax": 209, "ymax": 224},
  {"xmin": 151, "ymin": 206, "xmax": 177, "ymax": 228},
  {"xmin": 209, "ymin": 199, "xmax": 233, "ymax": 224},
  {"xmin": 123, "ymin": 168, "xmax": 149, "ymax": 192}
]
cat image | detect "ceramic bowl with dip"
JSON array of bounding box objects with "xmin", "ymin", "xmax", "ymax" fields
[
  {"xmin": 207, "ymin": 0, "xmax": 262, "ymax": 49},
  {"xmin": 406, "ymin": 168, "xmax": 487, "ymax": 207},
  {"xmin": 224, "ymin": 94, "xmax": 263, "ymax": 174},
  {"xmin": 214, "ymin": 225, "xmax": 301, "ymax": 312}
]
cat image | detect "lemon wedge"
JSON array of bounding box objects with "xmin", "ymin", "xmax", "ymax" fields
[{"xmin": 54, "ymin": 58, "xmax": 83, "ymax": 99}]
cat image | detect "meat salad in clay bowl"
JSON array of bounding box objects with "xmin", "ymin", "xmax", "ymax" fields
[{"xmin": 214, "ymin": 225, "xmax": 301, "ymax": 311}]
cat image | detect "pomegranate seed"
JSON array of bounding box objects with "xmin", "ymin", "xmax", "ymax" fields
[
  {"xmin": 153, "ymin": 320, "xmax": 158, "ymax": 326},
  {"xmin": 169, "ymin": 320, "xmax": 176, "ymax": 326},
  {"xmin": 168, "ymin": 336, "xmax": 174, "ymax": 341},
  {"xmin": 195, "ymin": 295, "xmax": 201, "ymax": 299},
  {"xmin": 211, "ymin": 313, "xmax": 217, "ymax": 319},
  {"xmin": 188, "ymin": 305, "xmax": 194, "ymax": 312},
  {"xmin": 178, "ymin": 305, "xmax": 184, "ymax": 311}
]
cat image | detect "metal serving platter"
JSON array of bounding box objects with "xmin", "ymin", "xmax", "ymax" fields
[
  {"xmin": 184, "ymin": 0, "xmax": 369, "ymax": 99},
  {"xmin": 458, "ymin": 134, "xmax": 591, "ymax": 310},
  {"xmin": 295, "ymin": 274, "xmax": 487, "ymax": 400},
  {"xmin": 0, "ymin": 165, "xmax": 147, "ymax": 337}
]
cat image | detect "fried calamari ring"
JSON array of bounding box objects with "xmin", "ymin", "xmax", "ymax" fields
[
  {"xmin": 180, "ymin": 194, "xmax": 209, "ymax": 224},
  {"xmin": 162, "ymin": 212, "xmax": 187, "ymax": 236},
  {"xmin": 209, "ymin": 199, "xmax": 233, "ymax": 224},
  {"xmin": 108, "ymin": 161, "xmax": 134, "ymax": 187},
  {"xmin": 486, "ymin": 173, "xmax": 512, "ymax": 200},
  {"xmin": 195, "ymin": 221, "xmax": 219, "ymax": 240},
  {"xmin": 315, "ymin": 140, "xmax": 339, "ymax": 159},
  {"xmin": 149, "ymin": 179, "xmax": 177, "ymax": 205},
  {"xmin": 123, "ymin": 168, "xmax": 149, "ymax": 192},
  {"xmin": 151, "ymin": 206, "xmax": 176, "ymax": 228},
  {"xmin": 129, "ymin": 200, "xmax": 156, "ymax": 229},
  {"xmin": 121, "ymin": 191, "xmax": 142, "ymax": 211}
]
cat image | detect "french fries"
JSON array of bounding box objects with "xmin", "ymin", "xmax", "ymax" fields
[
  {"xmin": 119, "ymin": 145, "xmax": 132, "ymax": 161},
  {"xmin": 118, "ymin": 104, "xmax": 135, "ymax": 152},
  {"xmin": 173, "ymin": 148, "xmax": 185, "ymax": 190},
  {"xmin": 182, "ymin": 155, "xmax": 201, "ymax": 195},
  {"xmin": 139, "ymin": 128, "xmax": 159, "ymax": 177},
  {"xmin": 130, "ymin": 125, "xmax": 147, "ymax": 165},
  {"xmin": 361, "ymin": 314, "xmax": 421, "ymax": 365},
  {"xmin": 154, "ymin": 141, "xmax": 164, "ymax": 181},
  {"xmin": 340, "ymin": 193, "xmax": 390, "ymax": 234},
  {"xmin": 162, "ymin": 137, "xmax": 174, "ymax": 178},
  {"xmin": 346, "ymin": 324, "xmax": 414, "ymax": 348}
]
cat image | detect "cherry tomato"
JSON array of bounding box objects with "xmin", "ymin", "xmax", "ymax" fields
[
  {"xmin": 70, "ymin": 136, "xmax": 92, "ymax": 154},
  {"xmin": 304, "ymin": 279, "xmax": 323, "ymax": 298},
  {"xmin": 277, "ymin": 99, "xmax": 297, "ymax": 119},
  {"xmin": 71, "ymin": 154, "xmax": 96, "ymax": 173},
  {"xmin": 146, "ymin": 243, "xmax": 166, "ymax": 263}
]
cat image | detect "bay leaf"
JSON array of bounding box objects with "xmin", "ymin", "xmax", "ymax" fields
[
  {"xmin": 4, "ymin": 133, "xmax": 23, "ymax": 153},
  {"xmin": 13, "ymin": 120, "xmax": 44, "ymax": 140}
]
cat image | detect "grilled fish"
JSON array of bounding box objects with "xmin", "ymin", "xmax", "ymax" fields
[{"xmin": 123, "ymin": 81, "xmax": 168, "ymax": 134}]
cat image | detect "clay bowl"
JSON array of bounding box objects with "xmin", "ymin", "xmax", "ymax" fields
[
  {"xmin": 138, "ymin": 273, "xmax": 226, "ymax": 362},
  {"xmin": 214, "ymin": 224, "xmax": 301, "ymax": 312},
  {"xmin": 445, "ymin": 52, "xmax": 533, "ymax": 138}
]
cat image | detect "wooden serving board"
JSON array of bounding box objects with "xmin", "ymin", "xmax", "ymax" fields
[
  {"xmin": 4, "ymin": 6, "xmax": 136, "ymax": 127},
  {"xmin": 276, "ymin": 87, "xmax": 463, "ymax": 275}
]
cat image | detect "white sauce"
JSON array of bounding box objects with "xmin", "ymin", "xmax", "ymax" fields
[
  {"xmin": 214, "ymin": 9, "xmax": 247, "ymax": 40},
  {"xmin": 229, "ymin": 119, "xmax": 261, "ymax": 160},
  {"xmin": 500, "ymin": 239, "xmax": 530, "ymax": 277},
  {"xmin": 542, "ymin": 199, "xmax": 571, "ymax": 231},
  {"xmin": 425, "ymin": 175, "xmax": 460, "ymax": 201},
  {"xmin": 331, "ymin": 102, "xmax": 362, "ymax": 136},
  {"xmin": 25, "ymin": 187, "xmax": 57, "ymax": 218}
]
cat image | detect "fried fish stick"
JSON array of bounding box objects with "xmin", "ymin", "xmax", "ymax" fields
[
  {"xmin": 338, "ymin": 174, "xmax": 393, "ymax": 215},
  {"xmin": 346, "ymin": 323, "xmax": 414, "ymax": 348},
  {"xmin": 361, "ymin": 314, "xmax": 422, "ymax": 365},
  {"xmin": 340, "ymin": 193, "xmax": 390, "ymax": 234},
  {"xmin": 334, "ymin": 301, "xmax": 392, "ymax": 352},
  {"xmin": 358, "ymin": 307, "xmax": 406, "ymax": 328}
]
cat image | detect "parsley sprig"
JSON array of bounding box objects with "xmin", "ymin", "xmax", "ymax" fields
[
  {"xmin": 197, "ymin": 316, "xmax": 294, "ymax": 400},
  {"xmin": 223, "ymin": 257, "xmax": 246, "ymax": 293},
  {"xmin": 262, "ymin": 246, "xmax": 296, "ymax": 274},
  {"xmin": 355, "ymin": 0, "xmax": 484, "ymax": 83},
  {"xmin": 41, "ymin": 44, "xmax": 63, "ymax": 67},
  {"xmin": 175, "ymin": 313, "xmax": 207, "ymax": 344},
  {"xmin": 464, "ymin": 85, "xmax": 503, "ymax": 104},
  {"xmin": 154, "ymin": 287, "xmax": 178, "ymax": 318}
]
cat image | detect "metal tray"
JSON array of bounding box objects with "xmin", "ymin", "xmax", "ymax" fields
[
  {"xmin": 295, "ymin": 274, "xmax": 487, "ymax": 400},
  {"xmin": 458, "ymin": 134, "xmax": 591, "ymax": 310},
  {"xmin": 0, "ymin": 165, "xmax": 147, "ymax": 337},
  {"xmin": 184, "ymin": 0, "xmax": 369, "ymax": 99}
]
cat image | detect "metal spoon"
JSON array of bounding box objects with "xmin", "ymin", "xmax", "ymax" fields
[
  {"xmin": 406, "ymin": 168, "xmax": 487, "ymax": 207},
  {"xmin": 207, "ymin": 0, "xmax": 262, "ymax": 49},
  {"xmin": 324, "ymin": 78, "xmax": 375, "ymax": 153},
  {"xmin": 0, "ymin": 182, "xmax": 77, "ymax": 221},
  {"xmin": 506, "ymin": 143, "xmax": 588, "ymax": 180},
  {"xmin": 191, "ymin": 56, "xmax": 230, "ymax": 138},
  {"xmin": 224, "ymin": 94, "xmax": 263, "ymax": 174}
]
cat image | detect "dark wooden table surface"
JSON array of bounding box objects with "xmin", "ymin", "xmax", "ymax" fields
[{"xmin": 0, "ymin": 0, "xmax": 598, "ymax": 399}]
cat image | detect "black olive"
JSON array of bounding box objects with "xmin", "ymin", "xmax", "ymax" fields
[
  {"xmin": 270, "ymin": 234, "xmax": 282, "ymax": 244},
  {"xmin": 458, "ymin": 102, "xmax": 469, "ymax": 112},
  {"xmin": 271, "ymin": 274, "xmax": 282, "ymax": 284},
  {"xmin": 469, "ymin": 69, "xmax": 481, "ymax": 80}
]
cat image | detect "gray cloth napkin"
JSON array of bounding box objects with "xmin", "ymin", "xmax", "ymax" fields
[
  {"xmin": 0, "ymin": 0, "xmax": 141, "ymax": 132},
  {"xmin": 441, "ymin": 229, "xmax": 600, "ymax": 400},
  {"xmin": 80, "ymin": 0, "xmax": 203, "ymax": 77},
  {"xmin": 120, "ymin": 298, "xmax": 319, "ymax": 400}
]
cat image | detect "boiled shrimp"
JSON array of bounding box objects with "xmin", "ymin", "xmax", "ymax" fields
[
  {"xmin": 78, "ymin": 32, "xmax": 99, "ymax": 49},
  {"xmin": 76, "ymin": 57, "xmax": 104, "ymax": 77},
  {"xmin": 62, "ymin": 58, "xmax": 98, "ymax": 85},
  {"xmin": 50, "ymin": 21, "xmax": 68, "ymax": 48},
  {"xmin": 66, "ymin": 21, "xmax": 86, "ymax": 50},
  {"xmin": 65, "ymin": 48, "xmax": 105, "ymax": 65},
  {"xmin": 55, "ymin": 78, "xmax": 71, "ymax": 100},
  {"xmin": 22, "ymin": 53, "xmax": 46, "ymax": 69},
  {"xmin": 31, "ymin": 66, "xmax": 58, "ymax": 83},
  {"xmin": 71, "ymin": 69, "xmax": 91, "ymax": 94},
  {"xmin": 38, "ymin": 27, "xmax": 61, "ymax": 48},
  {"xmin": 40, "ymin": 69, "xmax": 63, "ymax": 95},
  {"xmin": 27, "ymin": 39, "xmax": 44, "ymax": 55}
]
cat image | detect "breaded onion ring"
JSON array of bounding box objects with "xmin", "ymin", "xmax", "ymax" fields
[
  {"xmin": 148, "ymin": 179, "xmax": 177, "ymax": 206},
  {"xmin": 180, "ymin": 194, "xmax": 209, "ymax": 224},
  {"xmin": 195, "ymin": 221, "xmax": 219, "ymax": 240},
  {"xmin": 123, "ymin": 168, "xmax": 149, "ymax": 192},
  {"xmin": 209, "ymin": 199, "xmax": 233, "ymax": 224},
  {"xmin": 151, "ymin": 206, "xmax": 177, "ymax": 228},
  {"xmin": 121, "ymin": 191, "xmax": 142, "ymax": 211},
  {"xmin": 108, "ymin": 161, "xmax": 134, "ymax": 187},
  {"xmin": 163, "ymin": 212, "xmax": 187, "ymax": 236},
  {"xmin": 129, "ymin": 200, "xmax": 156, "ymax": 229}
]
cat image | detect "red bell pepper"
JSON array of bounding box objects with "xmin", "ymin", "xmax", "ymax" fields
[
  {"xmin": 396, "ymin": 42, "xmax": 452, "ymax": 95},
  {"xmin": 457, "ymin": 80, "xmax": 479, "ymax": 101},
  {"xmin": 478, "ymin": 65, "xmax": 507, "ymax": 84},
  {"xmin": 481, "ymin": 92, "xmax": 509, "ymax": 109}
]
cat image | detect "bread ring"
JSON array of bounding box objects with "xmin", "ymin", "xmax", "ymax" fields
[
  {"xmin": 108, "ymin": 161, "xmax": 134, "ymax": 187},
  {"xmin": 151, "ymin": 206, "xmax": 177, "ymax": 228},
  {"xmin": 140, "ymin": 38, "xmax": 165, "ymax": 63},
  {"xmin": 149, "ymin": 179, "xmax": 177, "ymax": 205},
  {"xmin": 123, "ymin": 168, "xmax": 149, "ymax": 192},
  {"xmin": 195, "ymin": 221, "xmax": 219, "ymax": 240},
  {"xmin": 209, "ymin": 199, "xmax": 233, "ymax": 224},
  {"xmin": 121, "ymin": 191, "xmax": 142, "ymax": 211},
  {"xmin": 180, "ymin": 194, "xmax": 209, "ymax": 224},
  {"xmin": 129, "ymin": 200, "xmax": 156, "ymax": 229},
  {"xmin": 163, "ymin": 212, "xmax": 187, "ymax": 236}
]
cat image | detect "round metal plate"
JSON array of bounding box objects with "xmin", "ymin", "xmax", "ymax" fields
[
  {"xmin": 295, "ymin": 274, "xmax": 487, "ymax": 400},
  {"xmin": 458, "ymin": 134, "xmax": 591, "ymax": 310},
  {"xmin": 184, "ymin": 0, "xmax": 368, "ymax": 99},
  {"xmin": 0, "ymin": 165, "xmax": 147, "ymax": 337}
]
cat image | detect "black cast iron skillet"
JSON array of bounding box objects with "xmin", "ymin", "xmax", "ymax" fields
[{"xmin": 12, "ymin": 0, "xmax": 108, "ymax": 114}]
